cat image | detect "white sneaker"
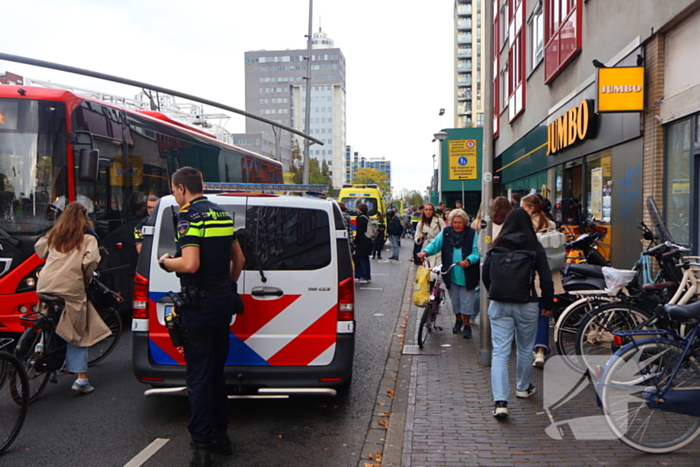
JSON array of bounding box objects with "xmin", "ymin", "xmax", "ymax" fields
[
  {"xmin": 516, "ymin": 384, "xmax": 537, "ymax": 399},
  {"xmin": 533, "ymin": 352, "xmax": 545, "ymax": 368}
]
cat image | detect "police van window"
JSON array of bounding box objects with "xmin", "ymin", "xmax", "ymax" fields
[
  {"xmin": 340, "ymin": 197, "xmax": 378, "ymax": 216},
  {"xmin": 156, "ymin": 204, "xmax": 246, "ymax": 262},
  {"xmin": 243, "ymin": 206, "xmax": 331, "ymax": 271}
]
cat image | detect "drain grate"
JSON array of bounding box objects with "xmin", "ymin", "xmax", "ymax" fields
[{"xmin": 402, "ymin": 344, "xmax": 440, "ymax": 355}]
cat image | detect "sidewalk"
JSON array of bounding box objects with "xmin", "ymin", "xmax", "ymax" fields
[{"xmin": 363, "ymin": 264, "xmax": 700, "ymax": 467}]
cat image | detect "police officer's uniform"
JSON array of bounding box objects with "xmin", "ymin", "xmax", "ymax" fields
[
  {"xmin": 133, "ymin": 216, "xmax": 147, "ymax": 249},
  {"xmin": 175, "ymin": 196, "xmax": 236, "ymax": 448}
]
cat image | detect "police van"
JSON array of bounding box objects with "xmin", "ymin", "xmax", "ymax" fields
[{"xmin": 132, "ymin": 183, "xmax": 355, "ymax": 397}]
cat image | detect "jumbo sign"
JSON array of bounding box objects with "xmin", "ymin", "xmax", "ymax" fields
[
  {"xmin": 546, "ymin": 99, "xmax": 593, "ymax": 156},
  {"xmin": 597, "ymin": 66, "xmax": 645, "ymax": 112}
]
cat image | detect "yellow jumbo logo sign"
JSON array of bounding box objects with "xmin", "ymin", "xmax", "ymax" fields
[
  {"xmin": 546, "ymin": 99, "xmax": 593, "ymax": 156},
  {"xmin": 597, "ymin": 66, "xmax": 645, "ymax": 112}
]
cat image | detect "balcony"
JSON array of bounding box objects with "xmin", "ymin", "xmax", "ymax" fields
[
  {"xmin": 457, "ymin": 19, "xmax": 472, "ymax": 31},
  {"xmin": 457, "ymin": 33, "xmax": 472, "ymax": 45},
  {"xmin": 457, "ymin": 48, "xmax": 472, "ymax": 58}
]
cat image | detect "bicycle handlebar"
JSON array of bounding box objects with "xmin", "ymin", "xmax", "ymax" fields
[
  {"xmin": 431, "ymin": 263, "xmax": 460, "ymax": 275},
  {"xmin": 643, "ymin": 241, "xmax": 691, "ymax": 256}
]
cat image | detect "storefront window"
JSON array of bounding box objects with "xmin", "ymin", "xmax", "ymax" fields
[
  {"xmin": 665, "ymin": 119, "xmax": 692, "ymax": 245},
  {"xmin": 584, "ymin": 152, "xmax": 612, "ymax": 223},
  {"xmin": 554, "ymin": 165, "xmax": 563, "ymax": 223}
]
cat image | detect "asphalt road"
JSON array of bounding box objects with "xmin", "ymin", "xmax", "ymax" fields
[{"xmin": 2, "ymin": 241, "xmax": 414, "ymax": 467}]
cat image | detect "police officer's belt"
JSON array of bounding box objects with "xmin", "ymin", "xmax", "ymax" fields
[{"xmin": 197, "ymin": 286, "xmax": 231, "ymax": 299}]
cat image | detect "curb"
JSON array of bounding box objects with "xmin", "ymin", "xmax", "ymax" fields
[{"xmin": 357, "ymin": 263, "xmax": 416, "ymax": 467}]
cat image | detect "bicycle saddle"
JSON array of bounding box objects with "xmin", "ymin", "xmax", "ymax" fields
[
  {"xmin": 37, "ymin": 293, "xmax": 65, "ymax": 305},
  {"xmin": 664, "ymin": 301, "xmax": 700, "ymax": 320},
  {"xmin": 567, "ymin": 264, "xmax": 605, "ymax": 279}
]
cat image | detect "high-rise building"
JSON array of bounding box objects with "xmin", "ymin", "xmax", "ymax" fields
[
  {"xmin": 344, "ymin": 145, "xmax": 392, "ymax": 189},
  {"xmin": 454, "ymin": 0, "xmax": 485, "ymax": 128},
  {"xmin": 243, "ymin": 30, "xmax": 346, "ymax": 187}
]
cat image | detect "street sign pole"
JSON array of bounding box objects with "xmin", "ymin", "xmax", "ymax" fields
[{"xmin": 479, "ymin": 0, "xmax": 494, "ymax": 367}]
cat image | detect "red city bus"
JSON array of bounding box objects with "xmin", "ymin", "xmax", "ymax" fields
[{"xmin": 0, "ymin": 85, "xmax": 282, "ymax": 333}]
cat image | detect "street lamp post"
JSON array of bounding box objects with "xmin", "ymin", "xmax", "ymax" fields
[{"xmin": 433, "ymin": 131, "xmax": 449, "ymax": 205}]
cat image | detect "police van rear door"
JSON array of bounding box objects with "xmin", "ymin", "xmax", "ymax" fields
[{"xmin": 236, "ymin": 197, "xmax": 337, "ymax": 366}]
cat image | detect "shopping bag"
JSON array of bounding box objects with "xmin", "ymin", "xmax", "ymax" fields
[
  {"xmin": 536, "ymin": 228, "xmax": 566, "ymax": 273},
  {"xmin": 413, "ymin": 266, "xmax": 431, "ymax": 307}
]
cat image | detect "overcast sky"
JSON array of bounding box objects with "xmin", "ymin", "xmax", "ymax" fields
[{"xmin": 1, "ymin": 0, "xmax": 454, "ymax": 196}]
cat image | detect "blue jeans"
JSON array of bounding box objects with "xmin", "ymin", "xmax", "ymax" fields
[
  {"xmin": 65, "ymin": 343, "xmax": 88, "ymax": 373},
  {"xmin": 488, "ymin": 300, "xmax": 539, "ymax": 402},
  {"xmin": 534, "ymin": 313, "xmax": 550, "ymax": 353},
  {"xmin": 389, "ymin": 235, "xmax": 400, "ymax": 258},
  {"xmin": 355, "ymin": 256, "xmax": 371, "ymax": 280}
]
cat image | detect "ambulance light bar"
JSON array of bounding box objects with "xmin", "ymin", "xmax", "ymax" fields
[{"xmin": 203, "ymin": 183, "xmax": 327, "ymax": 194}]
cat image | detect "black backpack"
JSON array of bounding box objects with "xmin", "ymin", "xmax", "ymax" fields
[{"xmin": 487, "ymin": 247, "xmax": 536, "ymax": 303}]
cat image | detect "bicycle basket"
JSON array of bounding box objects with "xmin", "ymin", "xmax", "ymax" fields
[{"xmin": 602, "ymin": 267, "xmax": 636, "ymax": 295}]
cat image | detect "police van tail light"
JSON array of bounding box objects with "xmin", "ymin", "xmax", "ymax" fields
[
  {"xmin": 338, "ymin": 276, "xmax": 354, "ymax": 321},
  {"xmin": 132, "ymin": 273, "xmax": 149, "ymax": 319}
]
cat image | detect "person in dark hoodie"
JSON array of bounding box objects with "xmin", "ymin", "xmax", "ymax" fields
[{"xmin": 482, "ymin": 208, "xmax": 553, "ymax": 419}]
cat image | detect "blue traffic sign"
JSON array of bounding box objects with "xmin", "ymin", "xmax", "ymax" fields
[{"xmin": 458, "ymin": 157, "xmax": 468, "ymax": 166}]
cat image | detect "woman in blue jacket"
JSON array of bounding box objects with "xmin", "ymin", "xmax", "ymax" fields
[{"xmin": 417, "ymin": 209, "xmax": 480, "ymax": 338}]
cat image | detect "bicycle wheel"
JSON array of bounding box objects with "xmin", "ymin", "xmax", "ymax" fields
[
  {"xmin": 0, "ymin": 352, "xmax": 29, "ymax": 454},
  {"xmin": 14, "ymin": 326, "xmax": 51, "ymax": 404},
  {"xmin": 599, "ymin": 339, "xmax": 700, "ymax": 453},
  {"xmin": 88, "ymin": 307, "xmax": 123, "ymax": 366},
  {"xmin": 575, "ymin": 302, "xmax": 652, "ymax": 377},
  {"xmin": 417, "ymin": 301, "xmax": 435, "ymax": 347},
  {"xmin": 553, "ymin": 296, "xmax": 613, "ymax": 371}
]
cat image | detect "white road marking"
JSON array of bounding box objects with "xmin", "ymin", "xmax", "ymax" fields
[
  {"xmin": 124, "ymin": 438, "xmax": 169, "ymax": 467},
  {"xmin": 360, "ymin": 288, "xmax": 383, "ymax": 290}
]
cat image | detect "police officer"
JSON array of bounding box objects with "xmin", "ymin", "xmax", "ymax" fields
[
  {"xmin": 158, "ymin": 167, "xmax": 245, "ymax": 467},
  {"xmin": 134, "ymin": 195, "xmax": 159, "ymax": 254}
]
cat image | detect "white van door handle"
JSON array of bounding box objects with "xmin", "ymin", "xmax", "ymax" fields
[{"xmin": 251, "ymin": 287, "xmax": 284, "ymax": 297}]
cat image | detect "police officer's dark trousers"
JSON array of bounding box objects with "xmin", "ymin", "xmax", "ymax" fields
[{"xmin": 180, "ymin": 294, "xmax": 234, "ymax": 445}]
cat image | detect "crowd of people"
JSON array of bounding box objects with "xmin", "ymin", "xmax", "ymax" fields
[{"xmin": 360, "ymin": 195, "xmax": 561, "ymax": 419}]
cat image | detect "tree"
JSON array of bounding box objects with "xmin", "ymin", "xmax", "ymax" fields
[
  {"xmin": 285, "ymin": 140, "xmax": 332, "ymax": 190},
  {"xmin": 352, "ymin": 168, "xmax": 390, "ymax": 192}
]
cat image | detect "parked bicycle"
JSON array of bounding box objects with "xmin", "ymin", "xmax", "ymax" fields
[
  {"xmin": 14, "ymin": 272, "xmax": 123, "ymax": 404},
  {"xmin": 575, "ymin": 244, "xmax": 696, "ymax": 376},
  {"xmin": 598, "ymin": 300, "xmax": 700, "ymax": 453},
  {"xmin": 417, "ymin": 263, "xmax": 458, "ymax": 347},
  {"xmin": 0, "ymin": 337, "xmax": 29, "ymax": 454}
]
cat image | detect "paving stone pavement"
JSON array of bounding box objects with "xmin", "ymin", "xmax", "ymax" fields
[{"xmin": 365, "ymin": 264, "xmax": 700, "ymax": 467}]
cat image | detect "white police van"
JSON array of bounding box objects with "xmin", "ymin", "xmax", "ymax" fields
[{"xmin": 132, "ymin": 184, "xmax": 355, "ymax": 397}]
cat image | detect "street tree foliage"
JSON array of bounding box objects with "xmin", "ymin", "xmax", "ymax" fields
[
  {"xmin": 396, "ymin": 188, "xmax": 423, "ymax": 208},
  {"xmin": 286, "ymin": 140, "xmax": 332, "ymax": 189},
  {"xmin": 352, "ymin": 168, "xmax": 390, "ymax": 192}
]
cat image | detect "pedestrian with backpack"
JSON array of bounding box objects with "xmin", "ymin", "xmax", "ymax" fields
[
  {"xmin": 417, "ymin": 209, "xmax": 480, "ymax": 338},
  {"xmin": 482, "ymin": 208, "xmax": 554, "ymax": 419},
  {"xmin": 354, "ymin": 203, "xmax": 373, "ymax": 283}
]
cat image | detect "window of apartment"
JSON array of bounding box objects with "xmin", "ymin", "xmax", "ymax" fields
[
  {"xmin": 493, "ymin": 0, "xmax": 500, "ymax": 137},
  {"xmin": 527, "ymin": 1, "xmax": 544, "ymax": 74},
  {"xmin": 544, "ymin": 0, "xmax": 582, "ymax": 84},
  {"xmin": 507, "ymin": 0, "xmax": 526, "ymax": 122}
]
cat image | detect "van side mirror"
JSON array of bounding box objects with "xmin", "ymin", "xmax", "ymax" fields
[{"xmin": 78, "ymin": 148, "xmax": 100, "ymax": 182}]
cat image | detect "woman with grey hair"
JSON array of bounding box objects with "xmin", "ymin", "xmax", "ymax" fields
[{"xmin": 417, "ymin": 209, "xmax": 480, "ymax": 338}]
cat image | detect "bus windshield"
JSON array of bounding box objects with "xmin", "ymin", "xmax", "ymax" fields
[{"xmin": 0, "ymin": 99, "xmax": 66, "ymax": 236}]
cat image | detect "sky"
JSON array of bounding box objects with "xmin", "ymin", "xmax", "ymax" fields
[{"xmin": 0, "ymin": 0, "xmax": 455, "ymax": 196}]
